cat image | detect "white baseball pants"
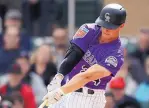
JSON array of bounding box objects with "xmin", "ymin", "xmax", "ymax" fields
[{"xmin": 51, "ymin": 87, "xmax": 106, "ymax": 108}]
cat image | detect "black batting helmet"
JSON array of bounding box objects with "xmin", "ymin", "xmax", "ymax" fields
[{"xmin": 95, "ymin": 3, "xmax": 126, "ymax": 29}]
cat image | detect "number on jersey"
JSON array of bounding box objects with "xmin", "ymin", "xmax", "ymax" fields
[{"xmin": 93, "ymin": 79, "xmax": 101, "ymax": 86}]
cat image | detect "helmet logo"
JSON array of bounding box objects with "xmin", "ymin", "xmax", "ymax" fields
[{"xmin": 105, "ymin": 13, "xmax": 110, "ymax": 22}]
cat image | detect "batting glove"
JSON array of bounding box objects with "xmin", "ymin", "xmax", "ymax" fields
[
  {"xmin": 47, "ymin": 73, "xmax": 64, "ymax": 92},
  {"xmin": 43, "ymin": 88, "xmax": 65, "ymax": 105}
]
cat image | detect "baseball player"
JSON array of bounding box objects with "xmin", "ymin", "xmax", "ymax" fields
[{"xmin": 43, "ymin": 3, "xmax": 127, "ymax": 108}]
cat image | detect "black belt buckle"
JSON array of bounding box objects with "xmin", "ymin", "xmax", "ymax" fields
[
  {"xmin": 76, "ymin": 88, "xmax": 94, "ymax": 95},
  {"xmin": 88, "ymin": 89, "xmax": 94, "ymax": 94}
]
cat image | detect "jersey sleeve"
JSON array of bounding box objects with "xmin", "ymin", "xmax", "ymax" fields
[
  {"xmin": 70, "ymin": 24, "xmax": 95, "ymax": 52},
  {"xmin": 99, "ymin": 54, "xmax": 124, "ymax": 76}
]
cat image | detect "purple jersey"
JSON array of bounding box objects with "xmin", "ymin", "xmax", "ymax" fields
[{"xmin": 68, "ymin": 23, "xmax": 124, "ymax": 90}]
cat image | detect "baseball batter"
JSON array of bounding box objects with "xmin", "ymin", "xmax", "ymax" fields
[{"xmin": 42, "ymin": 3, "xmax": 127, "ymax": 108}]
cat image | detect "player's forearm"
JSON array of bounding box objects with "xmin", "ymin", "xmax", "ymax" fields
[
  {"xmin": 60, "ymin": 64, "xmax": 111, "ymax": 94},
  {"xmin": 58, "ymin": 43, "xmax": 84, "ymax": 76}
]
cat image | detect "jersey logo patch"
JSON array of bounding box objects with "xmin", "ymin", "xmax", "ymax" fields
[
  {"xmin": 105, "ymin": 56, "xmax": 118, "ymax": 67},
  {"xmin": 73, "ymin": 26, "xmax": 89, "ymax": 39}
]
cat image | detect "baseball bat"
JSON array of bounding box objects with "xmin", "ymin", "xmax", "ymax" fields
[{"xmin": 38, "ymin": 99, "xmax": 48, "ymax": 108}]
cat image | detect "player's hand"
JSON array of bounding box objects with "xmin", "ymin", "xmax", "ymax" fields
[
  {"xmin": 47, "ymin": 73, "xmax": 64, "ymax": 92},
  {"xmin": 42, "ymin": 88, "xmax": 65, "ymax": 105}
]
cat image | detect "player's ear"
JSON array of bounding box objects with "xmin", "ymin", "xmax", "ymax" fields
[{"xmin": 120, "ymin": 23, "xmax": 125, "ymax": 28}]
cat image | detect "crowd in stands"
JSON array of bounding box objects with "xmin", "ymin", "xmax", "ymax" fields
[
  {"xmin": 0, "ymin": 1, "xmax": 67, "ymax": 107},
  {"xmin": 105, "ymin": 28, "xmax": 149, "ymax": 108},
  {"xmin": 0, "ymin": 0, "xmax": 148, "ymax": 108}
]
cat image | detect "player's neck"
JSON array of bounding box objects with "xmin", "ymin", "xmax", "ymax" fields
[{"xmin": 99, "ymin": 35, "xmax": 119, "ymax": 44}]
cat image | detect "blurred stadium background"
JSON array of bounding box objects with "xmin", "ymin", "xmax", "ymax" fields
[{"xmin": 0, "ymin": 0, "xmax": 149, "ymax": 108}]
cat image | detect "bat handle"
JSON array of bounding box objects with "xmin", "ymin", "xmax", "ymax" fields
[{"xmin": 38, "ymin": 100, "xmax": 48, "ymax": 108}]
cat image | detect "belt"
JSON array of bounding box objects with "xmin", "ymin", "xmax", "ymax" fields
[{"xmin": 75, "ymin": 88, "xmax": 94, "ymax": 94}]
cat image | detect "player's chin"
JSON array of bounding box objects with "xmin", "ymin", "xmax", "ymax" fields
[{"xmin": 103, "ymin": 33, "xmax": 111, "ymax": 37}]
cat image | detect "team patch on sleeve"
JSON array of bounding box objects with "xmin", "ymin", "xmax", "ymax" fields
[
  {"xmin": 73, "ymin": 25, "xmax": 89, "ymax": 39},
  {"xmin": 105, "ymin": 56, "xmax": 118, "ymax": 67}
]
